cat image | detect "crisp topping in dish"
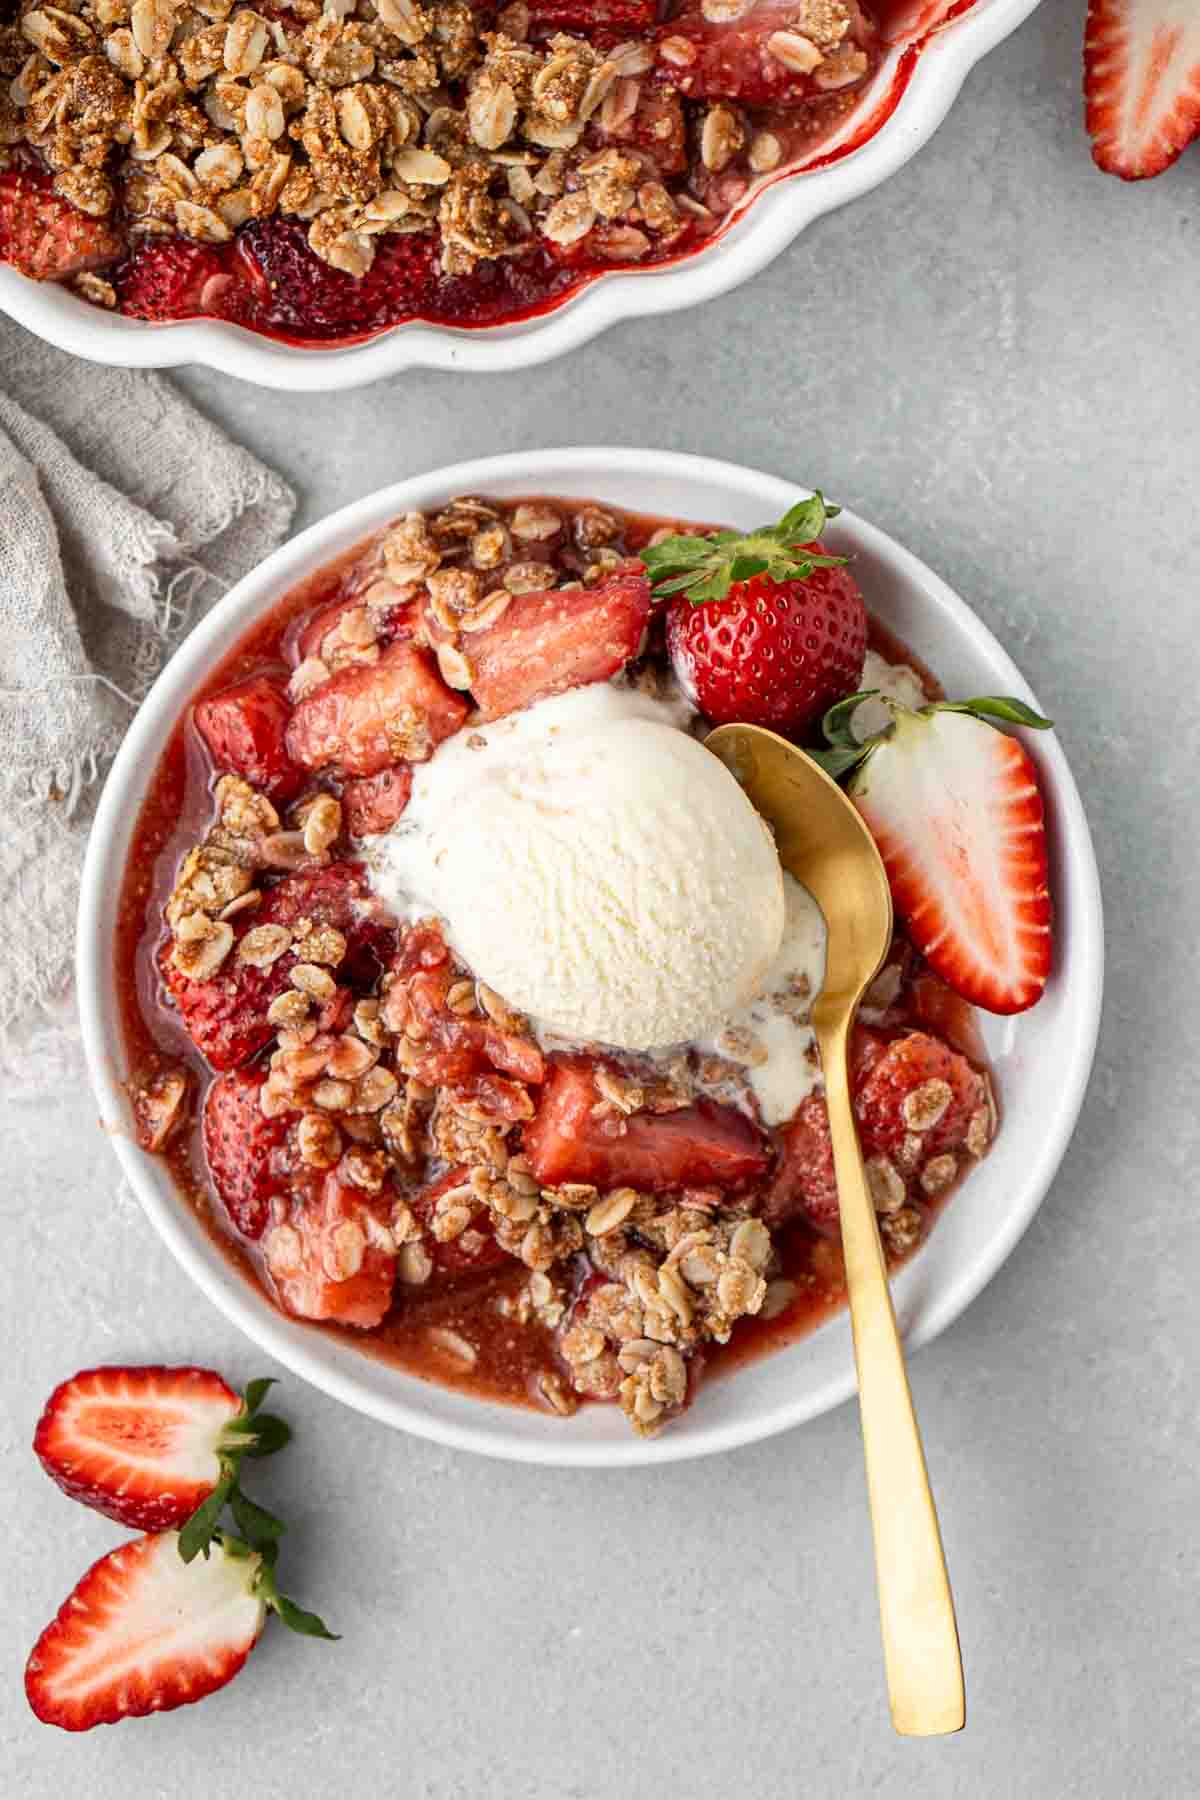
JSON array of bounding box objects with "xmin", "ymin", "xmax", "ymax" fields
[
  {"xmin": 0, "ymin": 0, "xmax": 886, "ymax": 337},
  {"xmin": 118, "ymin": 491, "xmax": 1003, "ymax": 1436}
]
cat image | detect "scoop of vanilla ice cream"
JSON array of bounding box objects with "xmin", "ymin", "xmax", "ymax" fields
[{"xmin": 368, "ymin": 684, "xmax": 785, "ymax": 1050}]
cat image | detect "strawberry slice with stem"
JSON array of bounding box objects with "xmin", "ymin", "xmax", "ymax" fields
[
  {"xmin": 813, "ymin": 692, "xmax": 1055, "ymax": 1016},
  {"xmin": 34, "ymin": 1365, "xmax": 292, "ymax": 1538},
  {"xmin": 25, "ymin": 1526, "xmax": 334, "ymax": 1732},
  {"xmin": 1084, "ymin": 0, "xmax": 1200, "ymax": 180}
]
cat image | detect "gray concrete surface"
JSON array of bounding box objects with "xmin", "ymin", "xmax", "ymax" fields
[{"xmin": 6, "ymin": 0, "xmax": 1197, "ymax": 1792}]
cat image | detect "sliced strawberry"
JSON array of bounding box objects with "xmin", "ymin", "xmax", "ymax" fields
[
  {"xmin": 194, "ymin": 675, "xmax": 304, "ymax": 802},
  {"xmin": 654, "ymin": 0, "xmax": 877, "ymax": 108},
  {"xmin": 846, "ymin": 704, "xmax": 1053, "ymax": 1015},
  {"xmin": 25, "ymin": 1531, "xmax": 266, "ymax": 1731},
  {"xmin": 1084, "ymin": 0, "xmax": 1200, "ymax": 179},
  {"xmin": 0, "ymin": 168, "xmax": 124, "ymax": 282},
  {"xmin": 408, "ymin": 1166, "xmax": 512, "ymax": 1275},
  {"xmin": 33, "ymin": 1367, "xmax": 242, "ymax": 1533},
  {"xmin": 453, "ymin": 569, "xmax": 651, "ymax": 721},
  {"xmin": 285, "ymin": 641, "xmax": 468, "ymax": 776},
  {"xmin": 269, "ymin": 1170, "xmax": 396, "ymax": 1328},
  {"xmin": 203, "ymin": 1067, "xmax": 295, "ymax": 1240},
  {"xmin": 524, "ymin": 1054, "xmax": 770, "ymax": 1192},
  {"xmin": 342, "ymin": 765, "xmax": 413, "ymax": 837},
  {"xmin": 162, "ymin": 863, "xmax": 395, "ymax": 1070}
]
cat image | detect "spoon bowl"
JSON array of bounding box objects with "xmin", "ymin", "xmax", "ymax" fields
[
  {"xmin": 704, "ymin": 722, "xmax": 894, "ymax": 1020},
  {"xmin": 706, "ymin": 721, "xmax": 965, "ymax": 1738}
]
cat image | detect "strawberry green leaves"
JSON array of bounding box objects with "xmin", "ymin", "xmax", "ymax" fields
[
  {"xmin": 808, "ymin": 690, "xmax": 1054, "ymax": 783},
  {"xmin": 640, "ymin": 492, "xmax": 847, "ymax": 606},
  {"xmin": 179, "ymin": 1380, "xmax": 337, "ymax": 1639},
  {"xmin": 179, "ymin": 1375, "xmax": 290, "ymax": 1564}
]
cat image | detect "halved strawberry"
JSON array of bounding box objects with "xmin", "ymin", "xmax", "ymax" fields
[
  {"xmin": 643, "ymin": 493, "xmax": 867, "ymax": 736},
  {"xmin": 0, "ymin": 169, "xmax": 124, "ymax": 281},
  {"xmin": 342, "ymin": 765, "xmax": 413, "ymax": 837},
  {"xmin": 451, "ymin": 568, "xmax": 651, "ymax": 721},
  {"xmin": 269, "ymin": 1170, "xmax": 397, "ymax": 1328},
  {"xmin": 203, "ymin": 1067, "xmax": 295, "ymax": 1240},
  {"xmin": 818, "ymin": 695, "xmax": 1054, "ymax": 1016},
  {"xmin": 194, "ymin": 675, "xmax": 304, "ymax": 802},
  {"xmin": 286, "ymin": 641, "xmax": 468, "ymax": 776},
  {"xmin": 33, "ymin": 1367, "xmax": 244, "ymax": 1533},
  {"xmin": 524, "ymin": 1055, "xmax": 770, "ymax": 1192},
  {"xmin": 26, "ymin": 1532, "xmax": 267, "ymax": 1731},
  {"xmin": 1085, "ymin": 0, "xmax": 1200, "ymax": 179},
  {"xmin": 654, "ymin": 0, "xmax": 877, "ymax": 108},
  {"xmin": 408, "ymin": 1167, "xmax": 512, "ymax": 1275}
]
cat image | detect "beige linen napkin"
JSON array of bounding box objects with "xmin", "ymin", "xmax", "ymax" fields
[{"xmin": 0, "ymin": 321, "xmax": 295, "ymax": 1097}]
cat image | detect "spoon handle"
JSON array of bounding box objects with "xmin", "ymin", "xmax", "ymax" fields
[{"xmin": 818, "ymin": 1018, "xmax": 965, "ymax": 1738}]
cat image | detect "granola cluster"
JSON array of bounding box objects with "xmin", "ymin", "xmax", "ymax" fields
[{"xmin": 0, "ymin": 0, "xmax": 869, "ymax": 283}]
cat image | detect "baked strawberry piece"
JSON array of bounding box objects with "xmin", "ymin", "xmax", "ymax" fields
[
  {"xmin": 162, "ymin": 863, "xmax": 393, "ymax": 1070},
  {"xmin": 115, "ymin": 236, "xmax": 248, "ymax": 322},
  {"xmin": 342, "ymin": 765, "xmax": 414, "ymax": 836},
  {"xmin": 286, "ymin": 642, "xmax": 468, "ymax": 776},
  {"xmin": 766, "ymin": 1029, "xmax": 991, "ymax": 1231},
  {"xmin": 527, "ymin": 0, "xmax": 656, "ymax": 26},
  {"xmin": 442, "ymin": 568, "xmax": 651, "ymax": 721},
  {"xmin": 408, "ymin": 1167, "xmax": 513, "ymax": 1274},
  {"xmin": 194, "ymin": 675, "xmax": 305, "ymax": 802},
  {"xmin": 0, "ymin": 169, "xmax": 124, "ymax": 281},
  {"xmin": 655, "ymin": 0, "xmax": 876, "ymax": 107},
  {"xmin": 524, "ymin": 1054, "xmax": 771, "ymax": 1192},
  {"xmin": 203, "ymin": 1067, "xmax": 296, "ymax": 1240},
  {"xmin": 381, "ymin": 922, "xmax": 546, "ymax": 1087},
  {"xmin": 265, "ymin": 1169, "xmax": 397, "ymax": 1328}
]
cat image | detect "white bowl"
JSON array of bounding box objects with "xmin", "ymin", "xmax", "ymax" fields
[
  {"xmin": 77, "ymin": 448, "xmax": 1102, "ymax": 1465},
  {"xmin": 5, "ymin": 0, "xmax": 1042, "ymax": 391}
]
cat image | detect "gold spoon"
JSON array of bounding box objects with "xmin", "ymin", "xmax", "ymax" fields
[{"xmin": 707, "ymin": 721, "xmax": 965, "ymax": 1739}]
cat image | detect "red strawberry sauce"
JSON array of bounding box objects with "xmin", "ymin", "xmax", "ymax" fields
[{"xmin": 116, "ymin": 494, "xmax": 986, "ymax": 1413}]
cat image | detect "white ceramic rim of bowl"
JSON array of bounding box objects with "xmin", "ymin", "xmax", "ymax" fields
[
  {"xmin": 76, "ymin": 447, "xmax": 1103, "ymax": 1466},
  {"xmin": 2, "ymin": 0, "xmax": 1043, "ymax": 392}
]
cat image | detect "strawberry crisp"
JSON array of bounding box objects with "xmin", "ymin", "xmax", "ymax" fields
[
  {"xmin": 118, "ymin": 491, "xmax": 1005, "ymax": 1437},
  {"xmin": 0, "ymin": 0, "xmax": 886, "ymax": 339}
]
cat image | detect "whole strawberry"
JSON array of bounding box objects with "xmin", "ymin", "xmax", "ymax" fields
[{"xmin": 642, "ymin": 493, "xmax": 867, "ymax": 737}]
